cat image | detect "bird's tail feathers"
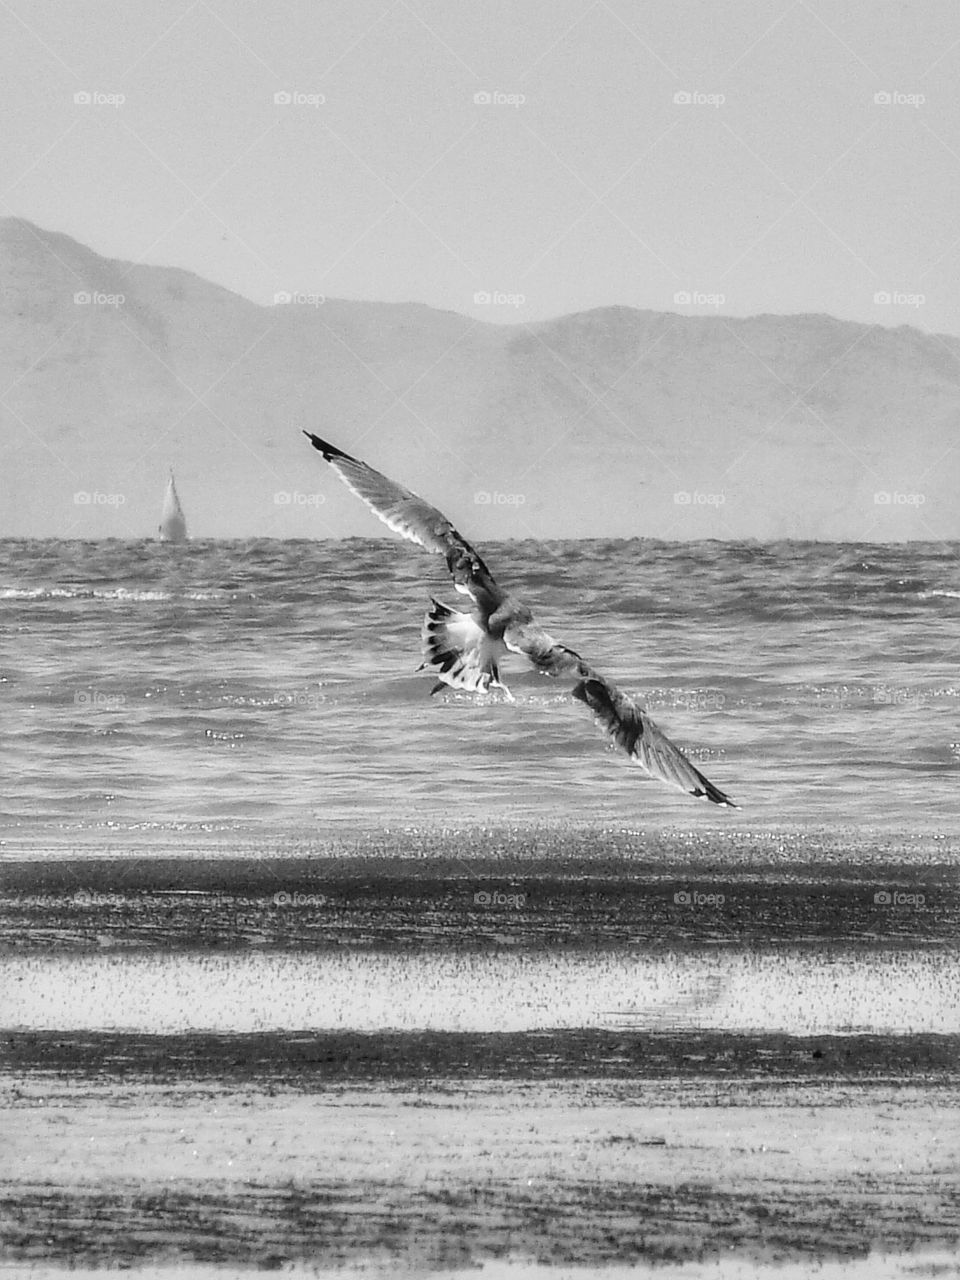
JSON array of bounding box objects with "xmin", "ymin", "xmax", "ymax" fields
[{"xmin": 420, "ymin": 599, "xmax": 509, "ymax": 696}]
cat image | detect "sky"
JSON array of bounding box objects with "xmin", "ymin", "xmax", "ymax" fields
[{"xmin": 2, "ymin": 0, "xmax": 960, "ymax": 333}]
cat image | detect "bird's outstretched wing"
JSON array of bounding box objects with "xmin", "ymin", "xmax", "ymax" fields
[
  {"xmin": 305, "ymin": 431, "xmax": 737, "ymax": 807},
  {"xmin": 504, "ymin": 619, "xmax": 737, "ymax": 807},
  {"xmin": 303, "ymin": 432, "xmax": 501, "ymax": 607}
]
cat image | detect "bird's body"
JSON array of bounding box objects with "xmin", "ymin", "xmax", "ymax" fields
[{"xmin": 304, "ymin": 431, "xmax": 737, "ymax": 807}]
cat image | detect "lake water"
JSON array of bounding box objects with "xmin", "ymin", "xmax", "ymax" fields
[{"xmin": 2, "ymin": 537, "xmax": 958, "ymax": 850}]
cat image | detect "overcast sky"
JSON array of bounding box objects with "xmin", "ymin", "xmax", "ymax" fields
[{"xmin": 3, "ymin": 0, "xmax": 960, "ymax": 332}]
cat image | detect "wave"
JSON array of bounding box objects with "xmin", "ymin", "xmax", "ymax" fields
[{"xmin": 0, "ymin": 586, "xmax": 242, "ymax": 602}]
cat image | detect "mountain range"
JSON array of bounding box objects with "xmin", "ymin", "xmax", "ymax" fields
[{"xmin": 1, "ymin": 216, "xmax": 957, "ymax": 540}]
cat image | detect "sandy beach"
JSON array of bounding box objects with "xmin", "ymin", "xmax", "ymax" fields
[
  {"xmin": 3, "ymin": 840, "xmax": 960, "ymax": 1276},
  {"xmin": 4, "ymin": 1025, "xmax": 960, "ymax": 1276}
]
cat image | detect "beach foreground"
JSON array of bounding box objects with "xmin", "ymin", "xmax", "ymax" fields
[
  {"xmin": 4, "ymin": 1029, "xmax": 960, "ymax": 1277},
  {"xmin": 3, "ymin": 838, "xmax": 959, "ymax": 1276}
]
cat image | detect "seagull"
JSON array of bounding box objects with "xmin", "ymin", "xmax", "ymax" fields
[{"xmin": 303, "ymin": 432, "xmax": 737, "ymax": 807}]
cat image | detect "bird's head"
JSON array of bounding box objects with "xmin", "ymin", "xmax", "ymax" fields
[{"xmin": 446, "ymin": 545, "xmax": 482, "ymax": 585}]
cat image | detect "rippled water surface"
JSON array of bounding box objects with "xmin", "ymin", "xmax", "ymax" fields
[{"xmin": 2, "ymin": 537, "xmax": 958, "ymax": 850}]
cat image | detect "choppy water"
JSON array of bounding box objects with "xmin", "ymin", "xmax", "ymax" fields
[{"xmin": 2, "ymin": 537, "xmax": 958, "ymax": 850}]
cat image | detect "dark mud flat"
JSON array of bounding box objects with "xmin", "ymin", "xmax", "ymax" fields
[
  {"xmin": 2, "ymin": 1072, "xmax": 959, "ymax": 1274},
  {"xmin": 2, "ymin": 851, "xmax": 957, "ymax": 951},
  {"xmin": 6, "ymin": 1028, "xmax": 960, "ymax": 1084}
]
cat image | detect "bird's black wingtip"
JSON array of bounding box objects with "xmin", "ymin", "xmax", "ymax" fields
[
  {"xmin": 302, "ymin": 431, "xmax": 350, "ymax": 462},
  {"xmin": 698, "ymin": 784, "xmax": 738, "ymax": 808},
  {"xmin": 691, "ymin": 770, "xmax": 738, "ymax": 808}
]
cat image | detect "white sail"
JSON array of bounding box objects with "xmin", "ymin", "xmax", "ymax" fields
[{"xmin": 158, "ymin": 471, "xmax": 188, "ymax": 542}]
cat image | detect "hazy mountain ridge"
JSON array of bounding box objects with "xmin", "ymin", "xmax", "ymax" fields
[{"xmin": 1, "ymin": 217, "xmax": 957, "ymax": 539}]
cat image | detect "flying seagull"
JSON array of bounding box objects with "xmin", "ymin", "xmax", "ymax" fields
[{"xmin": 303, "ymin": 432, "xmax": 737, "ymax": 807}]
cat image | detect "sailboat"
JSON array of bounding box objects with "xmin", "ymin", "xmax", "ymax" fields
[{"xmin": 158, "ymin": 471, "xmax": 188, "ymax": 542}]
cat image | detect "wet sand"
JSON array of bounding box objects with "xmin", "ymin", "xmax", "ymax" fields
[
  {"xmin": 4, "ymin": 1075, "xmax": 960, "ymax": 1273},
  {"xmin": 3, "ymin": 1032, "xmax": 960, "ymax": 1274},
  {"xmin": 5, "ymin": 1028, "xmax": 960, "ymax": 1082},
  {"xmin": 2, "ymin": 846, "xmax": 958, "ymax": 953}
]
